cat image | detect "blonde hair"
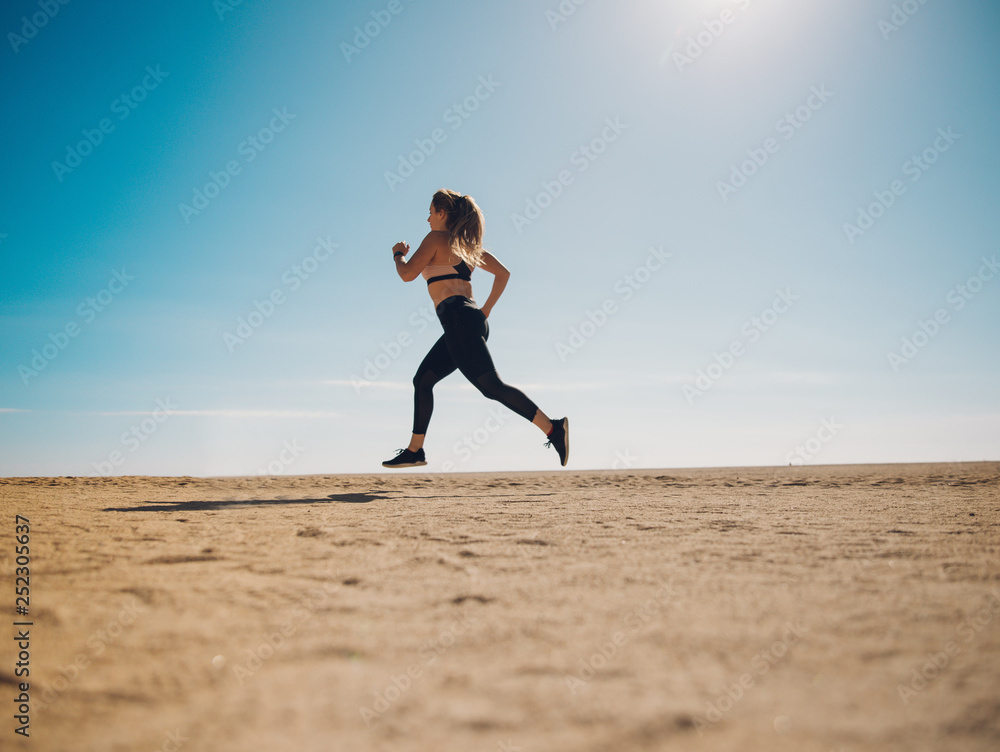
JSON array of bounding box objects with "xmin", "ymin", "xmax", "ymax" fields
[{"xmin": 432, "ymin": 189, "xmax": 485, "ymax": 268}]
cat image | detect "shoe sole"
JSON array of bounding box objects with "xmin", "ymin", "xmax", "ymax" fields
[
  {"xmin": 561, "ymin": 417, "xmax": 569, "ymax": 467},
  {"xmin": 382, "ymin": 461, "xmax": 428, "ymax": 469}
]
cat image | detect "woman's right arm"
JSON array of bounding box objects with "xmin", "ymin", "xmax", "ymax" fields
[{"xmin": 477, "ymin": 251, "xmax": 510, "ymax": 318}]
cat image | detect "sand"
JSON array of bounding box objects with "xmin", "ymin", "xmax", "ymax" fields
[{"xmin": 1, "ymin": 462, "xmax": 999, "ymax": 752}]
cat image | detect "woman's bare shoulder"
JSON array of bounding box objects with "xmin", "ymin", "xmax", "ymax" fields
[{"xmin": 424, "ymin": 231, "xmax": 452, "ymax": 253}]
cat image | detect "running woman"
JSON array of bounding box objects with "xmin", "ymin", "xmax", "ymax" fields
[{"xmin": 382, "ymin": 189, "xmax": 569, "ymax": 468}]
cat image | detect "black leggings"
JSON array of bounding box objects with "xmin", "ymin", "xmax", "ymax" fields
[{"xmin": 412, "ymin": 296, "xmax": 539, "ymax": 435}]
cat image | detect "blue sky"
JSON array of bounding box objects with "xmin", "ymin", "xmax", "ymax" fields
[{"xmin": 2, "ymin": 0, "xmax": 998, "ymax": 476}]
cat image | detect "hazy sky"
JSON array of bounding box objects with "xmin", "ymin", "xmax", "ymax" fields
[{"xmin": 2, "ymin": 0, "xmax": 998, "ymax": 476}]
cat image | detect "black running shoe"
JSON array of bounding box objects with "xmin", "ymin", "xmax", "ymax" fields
[
  {"xmin": 544, "ymin": 418, "xmax": 569, "ymax": 467},
  {"xmin": 382, "ymin": 448, "xmax": 427, "ymax": 468}
]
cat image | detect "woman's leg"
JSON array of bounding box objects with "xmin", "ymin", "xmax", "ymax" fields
[
  {"xmin": 440, "ymin": 300, "xmax": 549, "ymax": 432},
  {"xmin": 470, "ymin": 370, "xmax": 551, "ymax": 434},
  {"xmin": 531, "ymin": 411, "xmax": 554, "ymax": 435},
  {"xmin": 409, "ymin": 333, "xmax": 457, "ymax": 450}
]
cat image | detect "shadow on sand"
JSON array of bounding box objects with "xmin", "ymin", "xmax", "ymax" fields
[
  {"xmin": 103, "ymin": 491, "xmax": 558, "ymax": 512},
  {"xmin": 103, "ymin": 491, "xmax": 395, "ymax": 512}
]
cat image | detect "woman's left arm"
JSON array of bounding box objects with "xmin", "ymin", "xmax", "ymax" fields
[{"xmin": 477, "ymin": 251, "xmax": 510, "ymax": 318}]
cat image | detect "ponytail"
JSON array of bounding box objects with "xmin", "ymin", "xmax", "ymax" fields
[{"xmin": 431, "ymin": 189, "xmax": 485, "ymax": 268}]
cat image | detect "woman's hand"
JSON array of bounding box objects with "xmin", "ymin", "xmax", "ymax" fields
[
  {"xmin": 393, "ymin": 242, "xmax": 409, "ymax": 258},
  {"xmin": 481, "ymin": 305, "xmax": 492, "ymax": 319}
]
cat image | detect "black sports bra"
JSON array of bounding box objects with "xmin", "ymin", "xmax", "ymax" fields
[{"xmin": 422, "ymin": 260, "xmax": 473, "ymax": 286}]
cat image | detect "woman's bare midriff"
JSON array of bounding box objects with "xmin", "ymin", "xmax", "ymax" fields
[{"xmin": 428, "ymin": 278, "xmax": 475, "ymax": 308}]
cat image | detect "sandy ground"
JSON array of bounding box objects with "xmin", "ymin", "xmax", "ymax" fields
[{"xmin": 1, "ymin": 462, "xmax": 999, "ymax": 752}]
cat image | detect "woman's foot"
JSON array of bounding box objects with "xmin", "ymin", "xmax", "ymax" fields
[
  {"xmin": 382, "ymin": 448, "xmax": 427, "ymax": 468},
  {"xmin": 544, "ymin": 418, "xmax": 569, "ymax": 467}
]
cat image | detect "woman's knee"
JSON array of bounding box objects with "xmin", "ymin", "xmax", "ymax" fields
[
  {"xmin": 414, "ymin": 368, "xmax": 437, "ymax": 390},
  {"xmin": 472, "ymin": 371, "xmax": 503, "ymax": 400}
]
